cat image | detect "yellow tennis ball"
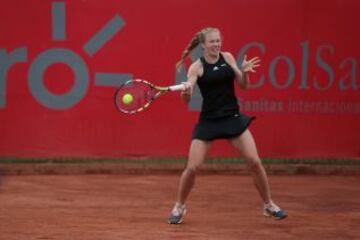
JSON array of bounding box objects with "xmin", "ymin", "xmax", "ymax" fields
[{"xmin": 122, "ymin": 93, "xmax": 133, "ymax": 105}]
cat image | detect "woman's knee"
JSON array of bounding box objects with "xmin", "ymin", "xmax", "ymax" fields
[
  {"xmin": 246, "ymin": 157, "xmax": 264, "ymax": 173},
  {"xmin": 186, "ymin": 159, "xmax": 203, "ymax": 172},
  {"xmin": 183, "ymin": 166, "xmax": 197, "ymax": 176}
]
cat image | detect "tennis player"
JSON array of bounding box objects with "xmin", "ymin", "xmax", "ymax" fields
[{"xmin": 168, "ymin": 27, "xmax": 287, "ymax": 224}]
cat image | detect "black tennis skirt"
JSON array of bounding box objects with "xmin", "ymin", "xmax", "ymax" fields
[{"xmin": 192, "ymin": 113, "xmax": 255, "ymax": 141}]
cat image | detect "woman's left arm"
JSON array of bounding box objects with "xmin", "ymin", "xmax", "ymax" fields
[{"xmin": 222, "ymin": 52, "xmax": 261, "ymax": 90}]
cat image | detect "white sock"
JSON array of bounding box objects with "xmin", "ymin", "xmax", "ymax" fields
[{"xmin": 175, "ymin": 202, "xmax": 185, "ymax": 208}]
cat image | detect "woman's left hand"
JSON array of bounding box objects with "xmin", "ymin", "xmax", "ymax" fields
[{"xmin": 241, "ymin": 55, "xmax": 261, "ymax": 73}]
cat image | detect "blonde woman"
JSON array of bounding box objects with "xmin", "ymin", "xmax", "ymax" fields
[{"xmin": 169, "ymin": 27, "xmax": 287, "ymax": 224}]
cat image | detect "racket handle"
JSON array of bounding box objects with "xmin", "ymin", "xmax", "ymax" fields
[{"xmin": 169, "ymin": 83, "xmax": 186, "ymax": 91}]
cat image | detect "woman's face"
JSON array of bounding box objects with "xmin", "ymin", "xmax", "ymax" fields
[{"xmin": 202, "ymin": 30, "xmax": 222, "ymax": 57}]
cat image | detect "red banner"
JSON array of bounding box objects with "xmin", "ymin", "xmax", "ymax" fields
[{"xmin": 0, "ymin": 0, "xmax": 359, "ymax": 159}]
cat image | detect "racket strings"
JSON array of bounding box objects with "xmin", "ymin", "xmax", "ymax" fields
[{"xmin": 115, "ymin": 81, "xmax": 155, "ymax": 113}]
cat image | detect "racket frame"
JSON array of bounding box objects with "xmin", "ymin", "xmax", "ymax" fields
[{"xmin": 114, "ymin": 79, "xmax": 185, "ymax": 114}]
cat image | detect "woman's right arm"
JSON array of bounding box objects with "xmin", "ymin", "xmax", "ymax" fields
[{"xmin": 181, "ymin": 60, "xmax": 201, "ymax": 104}]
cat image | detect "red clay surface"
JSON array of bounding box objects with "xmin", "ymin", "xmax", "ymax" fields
[{"xmin": 0, "ymin": 175, "xmax": 359, "ymax": 240}]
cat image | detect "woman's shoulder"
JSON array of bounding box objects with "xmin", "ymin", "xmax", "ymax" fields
[
  {"xmin": 221, "ymin": 51, "xmax": 237, "ymax": 66},
  {"xmin": 221, "ymin": 51, "xmax": 235, "ymax": 60},
  {"xmin": 189, "ymin": 58, "xmax": 203, "ymax": 70},
  {"xmin": 188, "ymin": 59, "xmax": 204, "ymax": 77}
]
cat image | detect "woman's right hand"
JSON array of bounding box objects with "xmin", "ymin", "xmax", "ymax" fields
[{"xmin": 181, "ymin": 82, "xmax": 192, "ymax": 103}]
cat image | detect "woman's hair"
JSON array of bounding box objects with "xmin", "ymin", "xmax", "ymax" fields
[{"xmin": 175, "ymin": 27, "xmax": 220, "ymax": 70}]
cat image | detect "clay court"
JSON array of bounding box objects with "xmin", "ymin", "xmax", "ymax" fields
[
  {"xmin": 0, "ymin": 174, "xmax": 359, "ymax": 240},
  {"xmin": 1, "ymin": 1, "xmax": 359, "ymax": 239}
]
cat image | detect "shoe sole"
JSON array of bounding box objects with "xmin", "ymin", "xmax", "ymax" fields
[
  {"xmin": 168, "ymin": 218, "xmax": 183, "ymax": 224},
  {"xmin": 263, "ymin": 209, "xmax": 288, "ymax": 220}
]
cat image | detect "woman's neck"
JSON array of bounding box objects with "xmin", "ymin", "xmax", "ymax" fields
[{"xmin": 203, "ymin": 52, "xmax": 220, "ymax": 64}]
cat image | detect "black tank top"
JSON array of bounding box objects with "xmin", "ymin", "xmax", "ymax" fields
[{"xmin": 197, "ymin": 53, "xmax": 239, "ymax": 119}]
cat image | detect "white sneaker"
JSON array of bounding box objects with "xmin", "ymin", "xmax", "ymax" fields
[
  {"xmin": 168, "ymin": 202, "xmax": 187, "ymax": 224},
  {"xmin": 263, "ymin": 202, "xmax": 288, "ymax": 220}
]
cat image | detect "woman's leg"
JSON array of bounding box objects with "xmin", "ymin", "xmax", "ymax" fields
[
  {"xmin": 177, "ymin": 139, "xmax": 211, "ymax": 204},
  {"xmin": 169, "ymin": 139, "xmax": 211, "ymax": 224},
  {"xmin": 230, "ymin": 129, "xmax": 287, "ymax": 219},
  {"xmin": 229, "ymin": 129, "xmax": 271, "ymax": 203}
]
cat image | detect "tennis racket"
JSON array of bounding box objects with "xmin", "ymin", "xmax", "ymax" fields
[{"xmin": 114, "ymin": 79, "xmax": 186, "ymax": 114}]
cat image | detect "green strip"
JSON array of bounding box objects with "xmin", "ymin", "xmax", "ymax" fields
[{"xmin": 0, "ymin": 157, "xmax": 359, "ymax": 165}]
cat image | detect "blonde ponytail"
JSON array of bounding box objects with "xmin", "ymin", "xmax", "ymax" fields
[{"xmin": 175, "ymin": 32, "xmax": 201, "ymax": 70}]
